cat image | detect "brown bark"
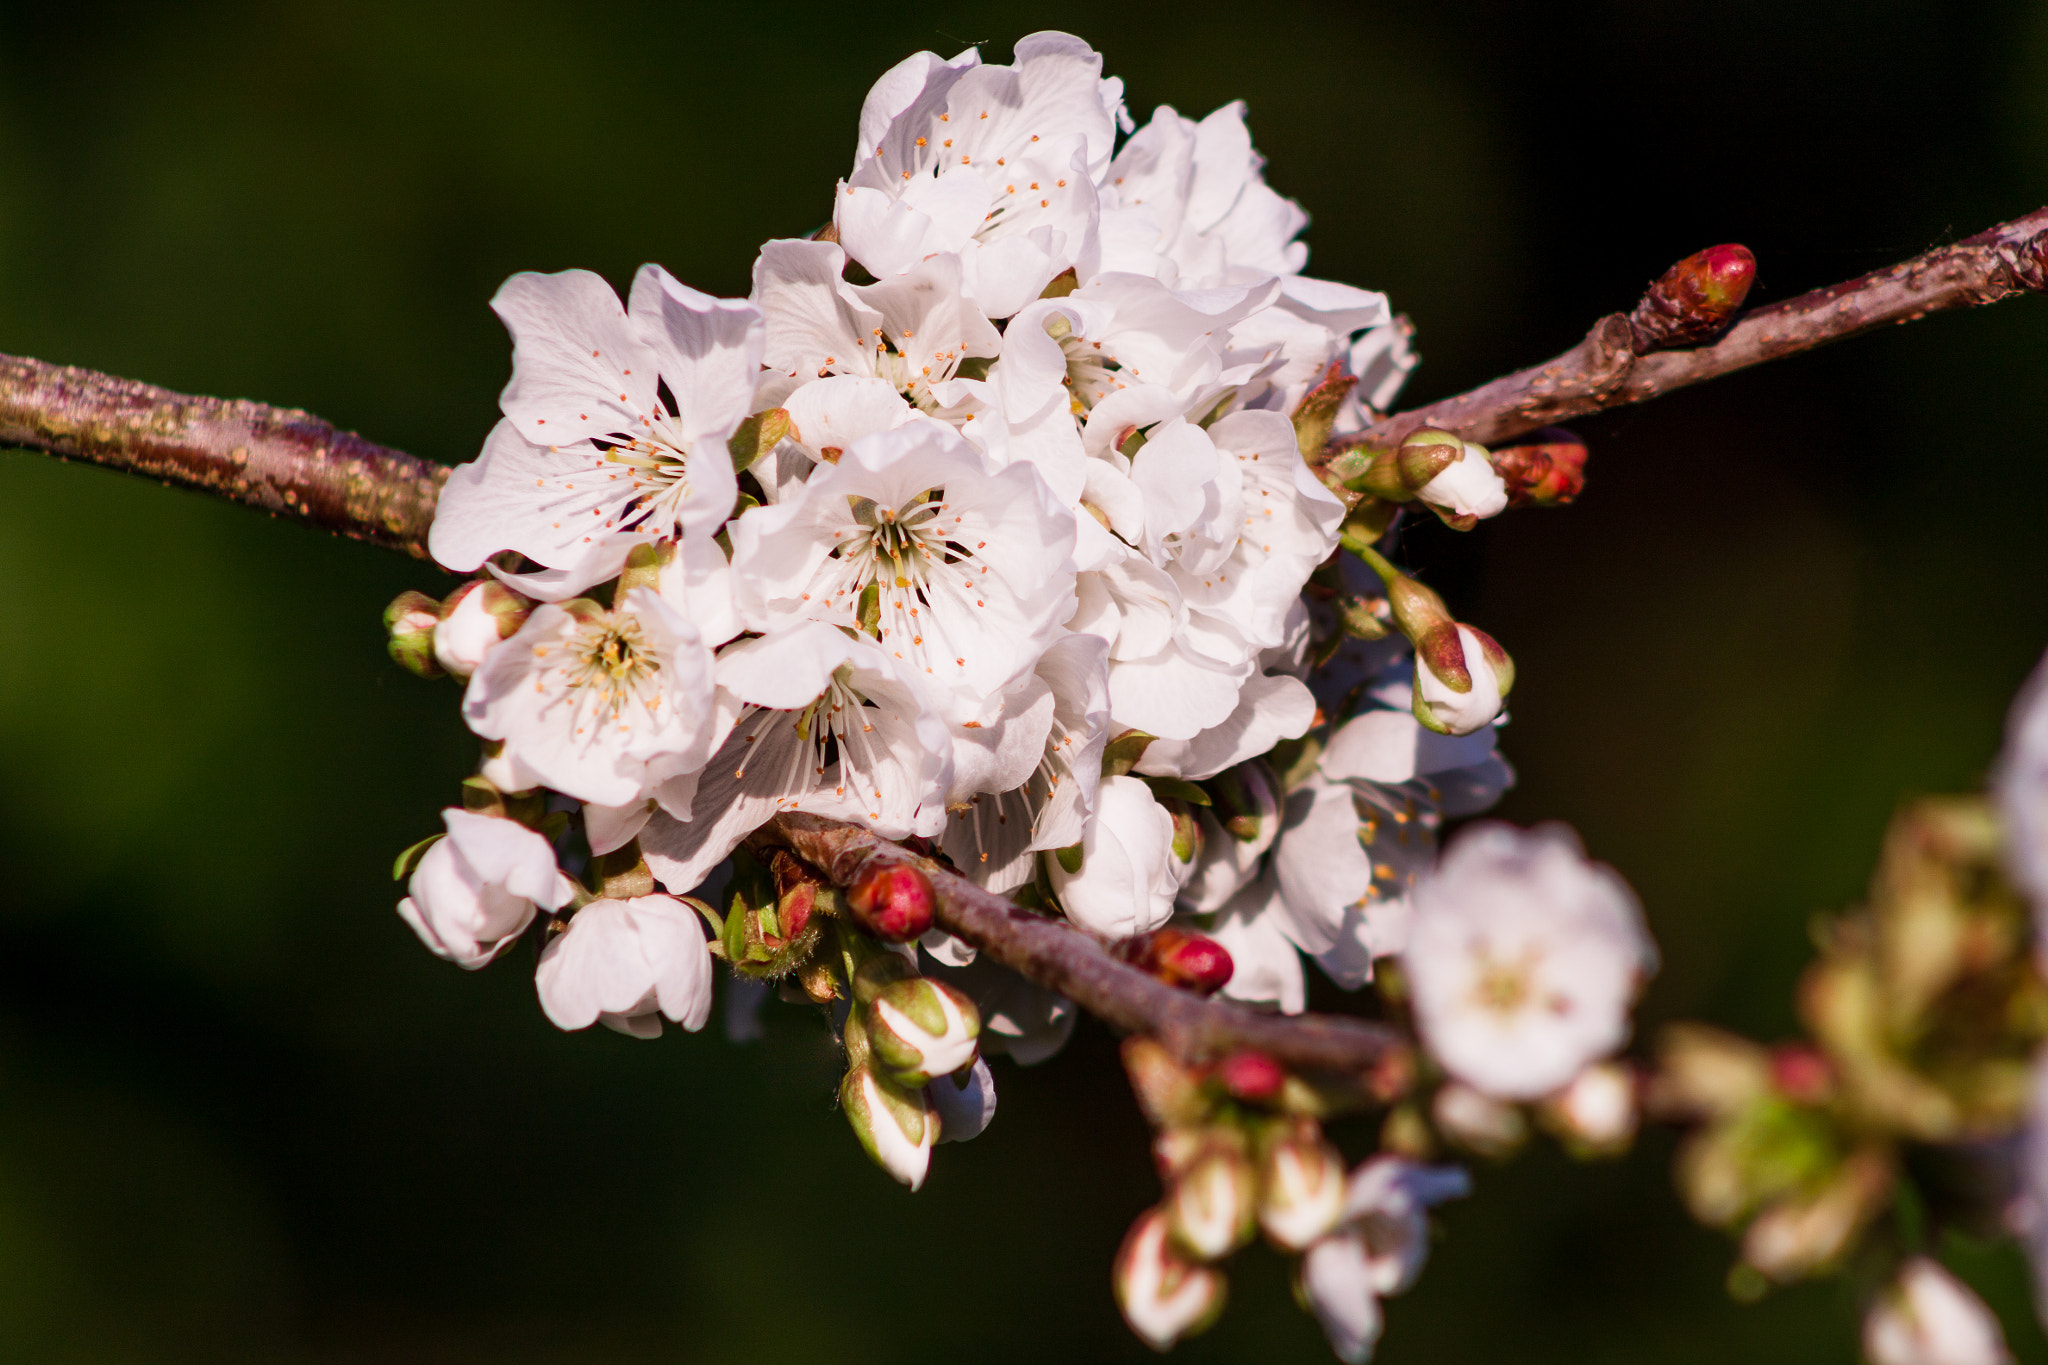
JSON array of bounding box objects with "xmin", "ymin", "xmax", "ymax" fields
[
  {"xmin": 0, "ymin": 352, "xmax": 447, "ymax": 557},
  {"xmin": 767, "ymin": 812, "xmax": 1411, "ymax": 1078},
  {"xmin": 1332, "ymin": 206, "xmax": 2048, "ymax": 453}
]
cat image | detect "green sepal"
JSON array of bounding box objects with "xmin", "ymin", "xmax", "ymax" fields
[
  {"xmin": 1140, "ymin": 775, "xmax": 1211, "ymax": 807},
  {"xmin": 392, "ymin": 832, "xmax": 445, "ymax": 882},
  {"xmin": 1291, "ymin": 363, "xmax": 1357, "ymax": 465},
  {"xmin": 1039, "ymin": 267, "xmax": 1079, "ymax": 299},
  {"xmin": 1101, "ymin": 729, "xmax": 1156, "ymax": 778},
  {"xmin": 726, "ymin": 407, "xmax": 792, "ymax": 475},
  {"xmin": 686, "ymin": 897, "xmax": 726, "ymax": 956},
  {"xmin": 1411, "ymin": 675, "xmax": 1455, "ymax": 735},
  {"xmin": 1055, "ymin": 842, "xmax": 1084, "ymax": 875}
]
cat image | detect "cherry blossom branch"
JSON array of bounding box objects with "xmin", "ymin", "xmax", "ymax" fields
[
  {"xmin": 766, "ymin": 811, "xmax": 1412, "ymax": 1079},
  {"xmin": 0, "ymin": 351, "xmax": 447, "ymax": 558},
  {"xmin": 7, "ymin": 212, "xmax": 2046, "ymax": 1084},
  {"xmin": 1335, "ymin": 206, "xmax": 2048, "ymax": 453}
]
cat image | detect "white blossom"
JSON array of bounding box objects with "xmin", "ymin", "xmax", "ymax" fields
[
  {"xmin": 1415, "ymin": 625, "xmax": 1509, "ymax": 736},
  {"xmin": 397, "ymin": 809, "xmax": 573, "ymax": 969},
  {"xmin": 729, "ymin": 420, "xmax": 1078, "ymax": 725},
  {"xmin": 464, "ymin": 587, "xmax": 718, "ymax": 809},
  {"xmin": 534, "ymin": 894, "xmax": 714, "ymax": 1038},
  {"xmin": 430, "ymin": 266, "xmax": 762, "ymax": 594},
  {"xmin": 1404, "ymin": 823, "xmax": 1657, "ymax": 1100},
  {"xmin": 939, "ymin": 632, "xmax": 1113, "ymax": 893},
  {"xmin": 638, "ymin": 621, "xmax": 954, "ymax": 894},
  {"xmin": 836, "ymin": 32, "xmax": 1126, "ymax": 317}
]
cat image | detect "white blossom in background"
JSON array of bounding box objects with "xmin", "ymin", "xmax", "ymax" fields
[
  {"xmin": 1404, "ymin": 823, "xmax": 1657, "ymax": 1101},
  {"xmin": 928, "ymin": 1056, "xmax": 999, "ymax": 1143},
  {"xmin": 534, "ymin": 894, "xmax": 714, "ymax": 1038},
  {"xmin": 1995, "ymin": 647, "xmax": 2048, "ymax": 946},
  {"xmin": 398, "ymin": 809, "xmax": 574, "ymax": 969},
  {"xmin": 430, "ymin": 266, "xmax": 762, "ymax": 595},
  {"xmin": 1301, "ymin": 1156, "xmax": 1471, "ymax": 1363},
  {"xmin": 1862, "ymin": 1258, "xmax": 2013, "ymax": 1365}
]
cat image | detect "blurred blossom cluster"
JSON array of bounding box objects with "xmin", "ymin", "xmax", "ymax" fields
[{"xmin": 373, "ymin": 28, "xmax": 1687, "ymax": 1360}]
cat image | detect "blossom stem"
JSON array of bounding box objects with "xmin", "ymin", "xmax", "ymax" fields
[
  {"xmin": 1328, "ymin": 205, "xmax": 2048, "ymax": 455},
  {"xmin": 766, "ymin": 810, "xmax": 1413, "ymax": 1078}
]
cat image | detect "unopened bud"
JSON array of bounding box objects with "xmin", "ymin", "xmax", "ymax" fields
[
  {"xmin": 1399, "ymin": 429, "xmax": 1506, "ymax": 528},
  {"xmin": 384, "ymin": 590, "xmax": 445, "ymax": 679},
  {"xmin": 1216, "ymin": 1050, "xmax": 1286, "ymax": 1103},
  {"xmin": 1769, "ymin": 1044, "xmax": 1835, "ymax": 1106},
  {"xmin": 1539, "ymin": 1062, "xmax": 1639, "ymax": 1155},
  {"xmin": 1740, "ymin": 1147, "xmax": 1894, "ymax": 1283},
  {"xmin": 1256, "ymin": 1122, "xmax": 1348, "ymax": 1250},
  {"xmin": 1113, "ymin": 1209, "xmax": 1228, "ymax": 1351},
  {"xmin": 433, "ymin": 579, "xmax": 531, "ymax": 679},
  {"xmin": 863, "ymin": 974, "xmax": 981, "ymax": 1087},
  {"xmin": 1123, "ymin": 1037, "xmax": 1209, "ymax": 1129},
  {"xmin": 1432, "ymin": 1081, "xmax": 1529, "ymax": 1159},
  {"xmin": 724, "ymin": 848, "xmax": 826, "ymax": 979},
  {"xmin": 1863, "ymin": 1256, "xmax": 2013, "ymax": 1365},
  {"xmin": 1123, "ymin": 927, "xmax": 1235, "ymax": 995},
  {"xmin": 1164, "ymin": 1139, "xmax": 1257, "ymax": 1261},
  {"xmin": 840, "ymin": 1062, "xmax": 938, "ymax": 1190},
  {"xmin": 846, "ymin": 862, "xmax": 937, "ymax": 942},
  {"xmin": 1491, "ymin": 428, "xmax": 1589, "ymax": 507},
  {"xmin": 1628, "ymin": 243, "xmax": 1756, "ymax": 353},
  {"xmin": 1413, "ymin": 624, "xmax": 1512, "ymax": 737}
]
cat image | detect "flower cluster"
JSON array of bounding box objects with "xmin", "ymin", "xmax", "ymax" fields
[{"xmin": 378, "ymin": 30, "xmax": 1657, "ymax": 1361}]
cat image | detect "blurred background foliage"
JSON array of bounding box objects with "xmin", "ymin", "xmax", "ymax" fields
[{"xmin": 1, "ymin": 0, "xmax": 2046, "ymax": 1359}]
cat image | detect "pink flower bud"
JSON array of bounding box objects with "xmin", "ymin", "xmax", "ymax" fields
[
  {"xmin": 1216, "ymin": 1051, "xmax": 1286, "ymax": 1102},
  {"xmin": 1123, "ymin": 927, "xmax": 1235, "ymax": 995},
  {"xmin": 846, "ymin": 862, "xmax": 936, "ymax": 942},
  {"xmin": 1628, "ymin": 243, "xmax": 1756, "ymax": 353},
  {"xmin": 1491, "ymin": 428, "xmax": 1589, "ymax": 507}
]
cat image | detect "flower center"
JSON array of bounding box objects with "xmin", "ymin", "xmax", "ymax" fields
[
  {"xmin": 566, "ymin": 613, "xmax": 659, "ymax": 718},
  {"xmin": 1467, "ymin": 942, "xmax": 1543, "ymax": 1018},
  {"xmin": 1046, "ymin": 316, "xmax": 1122, "ymax": 412},
  {"xmin": 597, "ymin": 406, "xmax": 694, "ymax": 530}
]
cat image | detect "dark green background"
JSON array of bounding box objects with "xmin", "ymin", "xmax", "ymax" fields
[{"xmin": 3, "ymin": 1, "xmax": 2046, "ymax": 1359}]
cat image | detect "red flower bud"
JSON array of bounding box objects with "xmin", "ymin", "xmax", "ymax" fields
[
  {"xmin": 1124, "ymin": 927, "xmax": 1234, "ymax": 995},
  {"xmin": 846, "ymin": 862, "xmax": 936, "ymax": 942},
  {"xmin": 1215, "ymin": 1050, "xmax": 1285, "ymax": 1102},
  {"xmin": 1491, "ymin": 428, "xmax": 1588, "ymax": 507},
  {"xmin": 1769, "ymin": 1043, "xmax": 1834, "ymax": 1105},
  {"xmin": 1628, "ymin": 243, "xmax": 1756, "ymax": 353}
]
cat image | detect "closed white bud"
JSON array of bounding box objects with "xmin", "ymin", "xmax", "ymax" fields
[
  {"xmin": 433, "ymin": 579, "xmax": 530, "ymax": 679},
  {"xmin": 1164, "ymin": 1141, "xmax": 1257, "ymax": 1262},
  {"xmin": 1414, "ymin": 625, "xmax": 1509, "ymax": 736},
  {"xmin": 1114, "ymin": 1208, "xmax": 1227, "ymax": 1351},
  {"xmin": 864, "ymin": 975, "xmax": 982, "ymax": 1088},
  {"xmin": 841, "ymin": 1062, "xmax": 938, "ymax": 1191},
  {"xmin": 1863, "ymin": 1258, "xmax": 2012, "ymax": 1365},
  {"xmin": 1258, "ymin": 1125, "xmax": 1348, "ymax": 1251},
  {"xmin": 1431, "ymin": 1081, "xmax": 1529, "ymax": 1159},
  {"xmin": 1413, "ymin": 439, "xmax": 1507, "ymax": 524},
  {"xmin": 1542, "ymin": 1062, "xmax": 1639, "ymax": 1153}
]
